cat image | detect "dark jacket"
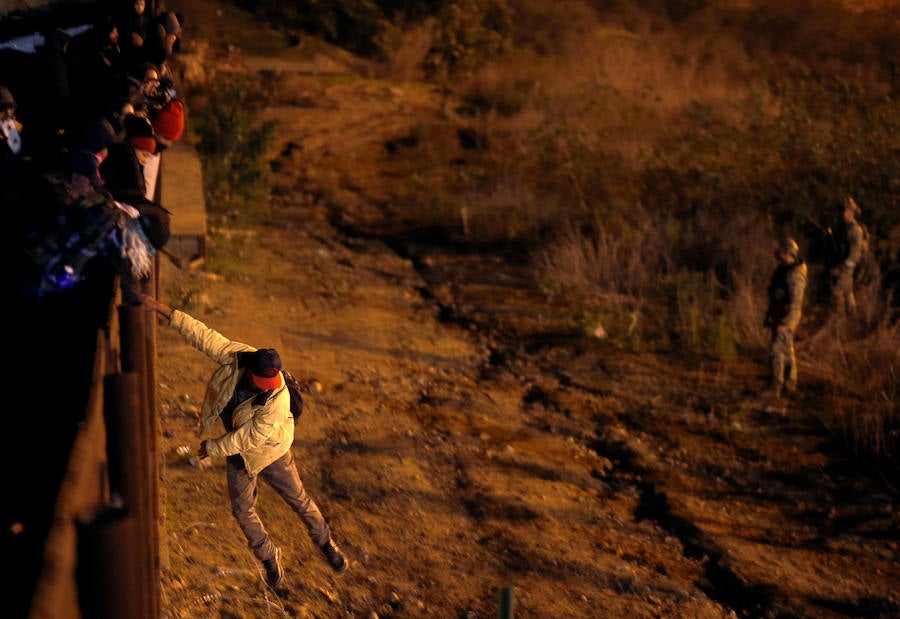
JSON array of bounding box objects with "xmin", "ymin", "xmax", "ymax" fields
[{"xmin": 101, "ymin": 141, "xmax": 146, "ymax": 200}]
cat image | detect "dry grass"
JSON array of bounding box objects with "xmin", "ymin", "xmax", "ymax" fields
[
  {"xmin": 452, "ymin": 2, "xmax": 899, "ymax": 457},
  {"xmin": 455, "ymin": 178, "xmax": 552, "ymax": 243},
  {"xmin": 727, "ymin": 273, "xmax": 769, "ymax": 350},
  {"xmin": 536, "ymin": 216, "xmax": 669, "ymax": 300},
  {"xmin": 802, "ymin": 275, "xmax": 899, "ymax": 457}
]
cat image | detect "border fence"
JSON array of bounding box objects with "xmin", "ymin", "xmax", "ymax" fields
[
  {"xmin": 3, "ymin": 2, "xmax": 184, "ymax": 616},
  {"xmin": 22, "ymin": 273, "xmax": 163, "ymax": 619}
]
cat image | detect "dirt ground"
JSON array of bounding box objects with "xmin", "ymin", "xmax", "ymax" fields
[{"xmin": 154, "ymin": 4, "xmax": 898, "ymax": 618}]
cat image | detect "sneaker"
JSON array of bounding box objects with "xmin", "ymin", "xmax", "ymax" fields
[
  {"xmin": 263, "ymin": 547, "xmax": 284, "ymax": 588},
  {"xmin": 320, "ymin": 539, "xmax": 348, "ymax": 572}
]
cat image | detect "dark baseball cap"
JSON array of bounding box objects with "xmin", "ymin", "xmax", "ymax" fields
[{"xmin": 239, "ymin": 348, "xmax": 282, "ymax": 390}]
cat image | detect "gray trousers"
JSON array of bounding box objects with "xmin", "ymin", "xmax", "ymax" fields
[
  {"xmin": 769, "ymin": 329, "xmax": 797, "ymax": 390},
  {"xmin": 226, "ymin": 450, "xmax": 331, "ymax": 562},
  {"xmin": 832, "ymin": 267, "xmax": 857, "ymax": 314}
]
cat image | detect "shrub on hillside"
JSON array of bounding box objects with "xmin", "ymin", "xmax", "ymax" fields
[
  {"xmin": 231, "ymin": 0, "xmax": 899, "ymax": 459},
  {"xmin": 231, "ymin": 0, "xmax": 386, "ymax": 56},
  {"xmin": 803, "ymin": 295, "xmax": 899, "ymax": 460},
  {"xmin": 192, "ymin": 74, "xmax": 277, "ymax": 211}
]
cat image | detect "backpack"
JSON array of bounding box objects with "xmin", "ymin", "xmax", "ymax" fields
[{"xmin": 282, "ymin": 370, "xmax": 305, "ymax": 424}]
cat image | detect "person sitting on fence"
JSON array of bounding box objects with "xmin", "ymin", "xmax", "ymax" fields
[
  {"xmin": 67, "ymin": 16, "xmax": 129, "ymax": 122},
  {"xmin": 0, "ymin": 85, "xmax": 24, "ymax": 164},
  {"xmin": 114, "ymin": 0, "xmax": 182, "ymax": 68},
  {"xmin": 1, "ymin": 84, "xmax": 42, "ymax": 245},
  {"xmin": 101, "ymin": 112, "xmax": 158, "ymax": 201},
  {"xmin": 69, "ymin": 115, "xmax": 119, "ymax": 192}
]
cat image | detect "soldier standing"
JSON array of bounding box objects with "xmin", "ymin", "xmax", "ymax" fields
[
  {"xmin": 829, "ymin": 196, "xmax": 867, "ymax": 315},
  {"xmin": 764, "ymin": 236, "xmax": 807, "ymax": 399}
]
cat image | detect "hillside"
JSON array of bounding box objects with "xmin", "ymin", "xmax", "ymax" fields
[{"xmin": 154, "ymin": 2, "xmax": 899, "ymax": 618}]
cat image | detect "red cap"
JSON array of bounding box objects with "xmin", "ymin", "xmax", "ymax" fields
[{"xmin": 250, "ymin": 371, "xmax": 281, "ymax": 391}]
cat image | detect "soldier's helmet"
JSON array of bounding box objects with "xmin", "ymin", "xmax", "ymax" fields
[
  {"xmin": 843, "ymin": 195, "xmax": 861, "ymax": 216},
  {"xmin": 778, "ymin": 236, "xmax": 800, "ymax": 260}
]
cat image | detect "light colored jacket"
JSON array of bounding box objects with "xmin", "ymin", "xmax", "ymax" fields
[
  {"xmin": 781, "ymin": 261, "xmax": 807, "ymax": 331},
  {"xmin": 841, "ymin": 219, "xmax": 865, "ymax": 272},
  {"xmin": 168, "ymin": 309, "xmax": 294, "ymax": 476}
]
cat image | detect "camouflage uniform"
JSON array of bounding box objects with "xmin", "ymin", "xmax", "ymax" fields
[
  {"xmin": 765, "ymin": 241, "xmax": 807, "ymax": 396},
  {"xmin": 830, "ymin": 210, "xmax": 865, "ymax": 315}
]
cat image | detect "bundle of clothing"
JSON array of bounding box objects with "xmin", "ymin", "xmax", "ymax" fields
[{"xmin": 21, "ymin": 168, "xmax": 170, "ymax": 298}]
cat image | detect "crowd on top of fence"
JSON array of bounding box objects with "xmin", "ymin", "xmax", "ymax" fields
[{"xmin": 2, "ymin": 0, "xmax": 185, "ymax": 302}]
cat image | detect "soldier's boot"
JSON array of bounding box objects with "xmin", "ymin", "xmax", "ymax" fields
[{"xmin": 760, "ymin": 384, "xmax": 782, "ymax": 402}]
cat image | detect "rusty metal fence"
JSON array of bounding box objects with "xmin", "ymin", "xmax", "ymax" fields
[{"xmin": 24, "ymin": 270, "xmax": 162, "ymax": 619}]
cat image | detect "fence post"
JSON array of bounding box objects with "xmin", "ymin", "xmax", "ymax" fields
[
  {"xmin": 103, "ymin": 371, "xmax": 157, "ymax": 619},
  {"xmin": 76, "ymin": 505, "xmax": 142, "ymax": 619},
  {"xmin": 499, "ymin": 586, "xmax": 514, "ymax": 619},
  {"xmin": 114, "ymin": 301, "xmax": 161, "ymax": 619}
]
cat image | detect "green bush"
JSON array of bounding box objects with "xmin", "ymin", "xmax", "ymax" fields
[
  {"xmin": 192, "ymin": 74, "xmax": 278, "ymax": 213},
  {"xmin": 662, "ymin": 271, "xmax": 736, "ymax": 363},
  {"xmin": 423, "ymin": 0, "xmax": 514, "ymax": 80}
]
